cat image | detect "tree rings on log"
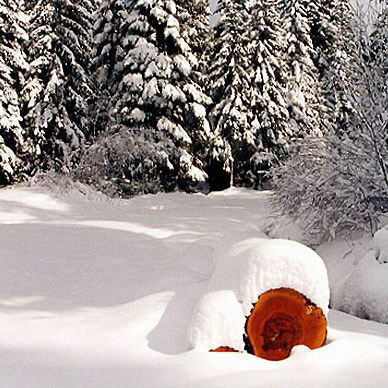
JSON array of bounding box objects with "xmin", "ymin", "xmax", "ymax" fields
[{"xmin": 245, "ymin": 287, "xmax": 327, "ymax": 361}]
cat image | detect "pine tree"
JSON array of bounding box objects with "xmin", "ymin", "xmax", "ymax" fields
[
  {"xmin": 92, "ymin": 0, "xmax": 130, "ymax": 136},
  {"xmin": 370, "ymin": 5, "xmax": 388, "ymax": 77},
  {"xmin": 111, "ymin": 0, "xmax": 212, "ymax": 191},
  {"xmin": 310, "ymin": 0, "xmax": 359, "ymax": 135},
  {"xmin": 23, "ymin": 0, "xmax": 96, "ymax": 172},
  {"xmin": 0, "ymin": 0, "xmax": 29, "ymax": 184},
  {"xmin": 279, "ymin": 0, "xmax": 324, "ymax": 136},
  {"xmin": 207, "ymin": 0, "xmax": 254, "ymax": 189},
  {"xmin": 270, "ymin": 3, "xmax": 388, "ymax": 239},
  {"xmin": 247, "ymin": 0, "xmax": 290, "ymax": 187},
  {"xmin": 176, "ymin": 0, "xmax": 211, "ymax": 64},
  {"xmin": 175, "ymin": 0, "xmax": 211, "ymax": 103}
]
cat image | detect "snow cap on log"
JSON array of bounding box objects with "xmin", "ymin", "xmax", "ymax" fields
[{"xmin": 187, "ymin": 238, "xmax": 330, "ymax": 352}]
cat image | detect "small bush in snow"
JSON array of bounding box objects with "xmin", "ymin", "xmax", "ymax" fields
[
  {"xmin": 74, "ymin": 129, "xmax": 179, "ymax": 198},
  {"xmin": 270, "ymin": 6, "xmax": 388, "ymax": 240},
  {"xmin": 271, "ymin": 134, "xmax": 388, "ymax": 239}
]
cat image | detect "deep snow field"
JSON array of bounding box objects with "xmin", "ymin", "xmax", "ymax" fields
[{"xmin": 1, "ymin": 185, "xmax": 388, "ymax": 388}]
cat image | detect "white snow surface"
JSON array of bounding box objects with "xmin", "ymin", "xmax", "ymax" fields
[
  {"xmin": 374, "ymin": 225, "xmax": 388, "ymax": 263},
  {"xmin": 187, "ymin": 238, "xmax": 330, "ymax": 351},
  {"xmin": 1, "ymin": 186, "xmax": 388, "ymax": 388}
]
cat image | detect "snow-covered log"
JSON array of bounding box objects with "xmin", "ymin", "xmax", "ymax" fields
[{"xmin": 187, "ymin": 238, "xmax": 330, "ymax": 360}]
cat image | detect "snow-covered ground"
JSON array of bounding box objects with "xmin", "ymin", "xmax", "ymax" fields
[{"xmin": 1, "ymin": 186, "xmax": 388, "ymax": 387}]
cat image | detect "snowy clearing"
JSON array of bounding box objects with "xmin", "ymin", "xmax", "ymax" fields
[{"xmin": 1, "ymin": 186, "xmax": 388, "ymax": 387}]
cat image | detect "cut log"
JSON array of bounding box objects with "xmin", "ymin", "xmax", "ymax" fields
[
  {"xmin": 245, "ymin": 287, "xmax": 327, "ymax": 361},
  {"xmin": 209, "ymin": 346, "xmax": 239, "ymax": 353}
]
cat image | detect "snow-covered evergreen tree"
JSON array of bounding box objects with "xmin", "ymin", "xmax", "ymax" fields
[
  {"xmin": 207, "ymin": 0, "xmax": 254, "ymax": 189},
  {"xmin": 111, "ymin": 0, "xmax": 212, "ymax": 191},
  {"xmin": 0, "ymin": 0, "xmax": 29, "ymax": 184},
  {"xmin": 310, "ymin": 0, "xmax": 359, "ymax": 135},
  {"xmin": 271, "ymin": 4, "xmax": 388, "ymax": 239},
  {"xmin": 175, "ymin": 0, "xmax": 211, "ymax": 103},
  {"xmin": 176, "ymin": 0, "xmax": 211, "ymax": 71},
  {"xmin": 23, "ymin": 0, "xmax": 97, "ymax": 172},
  {"xmin": 370, "ymin": 5, "xmax": 388, "ymax": 77},
  {"xmin": 92, "ymin": 0, "xmax": 130, "ymax": 136},
  {"xmin": 247, "ymin": 0, "xmax": 290, "ymax": 187},
  {"xmin": 279, "ymin": 0, "xmax": 324, "ymax": 136}
]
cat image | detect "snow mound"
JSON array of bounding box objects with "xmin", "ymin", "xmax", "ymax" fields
[
  {"xmin": 374, "ymin": 226, "xmax": 388, "ymax": 263},
  {"xmin": 336, "ymin": 251, "xmax": 388, "ymax": 324},
  {"xmin": 187, "ymin": 238, "xmax": 330, "ymax": 351}
]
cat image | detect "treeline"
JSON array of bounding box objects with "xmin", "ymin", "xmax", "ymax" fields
[{"xmin": 0, "ymin": 0, "xmax": 386, "ymax": 201}]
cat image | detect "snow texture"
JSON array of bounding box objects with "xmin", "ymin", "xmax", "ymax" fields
[
  {"xmin": 1, "ymin": 185, "xmax": 388, "ymax": 388},
  {"xmin": 187, "ymin": 238, "xmax": 330, "ymax": 351},
  {"xmin": 326, "ymin": 225, "xmax": 388, "ymax": 324},
  {"xmin": 267, "ymin": 210, "xmax": 388, "ymax": 326},
  {"xmin": 374, "ymin": 226, "xmax": 388, "ymax": 264},
  {"xmin": 336, "ymin": 250, "xmax": 388, "ymax": 323}
]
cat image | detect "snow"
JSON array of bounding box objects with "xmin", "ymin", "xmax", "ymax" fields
[
  {"xmin": 187, "ymin": 238, "xmax": 330, "ymax": 351},
  {"xmin": 144, "ymin": 61, "xmax": 159, "ymax": 78},
  {"xmin": 157, "ymin": 117, "xmax": 191, "ymax": 144},
  {"xmin": 123, "ymin": 73, "xmax": 143, "ymax": 92},
  {"xmin": 191, "ymin": 102, "xmax": 207, "ymax": 118},
  {"xmin": 162, "ymin": 84, "xmax": 186, "ymax": 102},
  {"xmin": 267, "ymin": 210, "xmax": 388, "ymax": 326},
  {"xmin": 1, "ymin": 186, "xmax": 388, "ymax": 387},
  {"xmin": 174, "ymin": 54, "xmax": 191, "ymax": 76},
  {"xmin": 374, "ymin": 226, "xmax": 388, "ymax": 263},
  {"xmin": 336, "ymin": 251, "xmax": 388, "ymax": 323},
  {"xmin": 130, "ymin": 107, "xmax": 146, "ymax": 122}
]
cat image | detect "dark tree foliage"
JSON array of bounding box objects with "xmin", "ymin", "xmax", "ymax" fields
[
  {"xmin": 23, "ymin": 0, "xmax": 97, "ymax": 172},
  {"xmin": 311, "ymin": 0, "xmax": 360, "ymax": 135},
  {"xmin": 207, "ymin": 0, "xmax": 254, "ymax": 189},
  {"xmin": 278, "ymin": 0, "xmax": 323, "ymax": 137},
  {"xmin": 247, "ymin": 0, "xmax": 290, "ymax": 187},
  {"xmin": 0, "ymin": 0, "xmax": 29, "ymax": 184},
  {"xmin": 92, "ymin": 0, "xmax": 131, "ymax": 136},
  {"xmin": 110, "ymin": 0, "xmax": 212, "ymax": 192}
]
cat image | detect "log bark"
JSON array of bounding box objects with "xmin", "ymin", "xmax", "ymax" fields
[
  {"xmin": 210, "ymin": 346, "xmax": 239, "ymax": 352},
  {"xmin": 245, "ymin": 288, "xmax": 327, "ymax": 361}
]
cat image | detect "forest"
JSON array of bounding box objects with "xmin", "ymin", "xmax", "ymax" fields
[{"xmin": 1, "ymin": 0, "xmax": 386, "ymax": 239}]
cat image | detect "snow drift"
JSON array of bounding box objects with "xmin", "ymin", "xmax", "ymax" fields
[
  {"xmin": 1, "ymin": 185, "xmax": 388, "ymax": 388},
  {"xmin": 187, "ymin": 238, "xmax": 330, "ymax": 351}
]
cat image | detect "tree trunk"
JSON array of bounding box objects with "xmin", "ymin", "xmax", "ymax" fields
[
  {"xmin": 206, "ymin": 159, "xmax": 232, "ymax": 192},
  {"xmin": 210, "ymin": 346, "xmax": 238, "ymax": 352},
  {"xmin": 208, "ymin": 287, "xmax": 327, "ymax": 360},
  {"xmin": 245, "ymin": 288, "xmax": 327, "ymax": 361}
]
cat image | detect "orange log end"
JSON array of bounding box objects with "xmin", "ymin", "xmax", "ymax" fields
[
  {"xmin": 209, "ymin": 346, "xmax": 239, "ymax": 352},
  {"xmin": 245, "ymin": 288, "xmax": 327, "ymax": 361}
]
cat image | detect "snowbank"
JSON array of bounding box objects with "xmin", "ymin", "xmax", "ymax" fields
[
  {"xmin": 267, "ymin": 210, "xmax": 388, "ymax": 325},
  {"xmin": 187, "ymin": 238, "xmax": 330, "ymax": 351},
  {"xmin": 374, "ymin": 225, "xmax": 388, "ymax": 263},
  {"xmin": 332, "ymin": 228, "xmax": 388, "ymax": 324},
  {"xmin": 1, "ymin": 186, "xmax": 388, "ymax": 388}
]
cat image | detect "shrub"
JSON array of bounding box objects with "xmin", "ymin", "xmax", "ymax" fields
[{"xmin": 74, "ymin": 128, "xmax": 179, "ymax": 198}]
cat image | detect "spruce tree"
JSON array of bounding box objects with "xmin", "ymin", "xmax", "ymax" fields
[
  {"xmin": 23, "ymin": 0, "xmax": 96, "ymax": 172},
  {"xmin": 176, "ymin": 0, "xmax": 211, "ymax": 64},
  {"xmin": 207, "ymin": 0, "xmax": 254, "ymax": 189},
  {"xmin": 279, "ymin": 0, "xmax": 323, "ymax": 136},
  {"xmin": 176, "ymin": 0, "xmax": 211, "ymax": 103},
  {"xmin": 111, "ymin": 0, "xmax": 212, "ymax": 191},
  {"xmin": 0, "ymin": 0, "xmax": 29, "ymax": 184},
  {"xmin": 92, "ymin": 0, "xmax": 130, "ymax": 136},
  {"xmin": 310, "ymin": 0, "xmax": 359, "ymax": 135},
  {"xmin": 370, "ymin": 5, "xmax": 388, "ymax": 76},
  {"xmin": 248, "ymin": 0, "xmax": 290, "ymax": 187},
  {"xmin": 271, "ymin": 2, "xmax": 388, "ymax": 238}
]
